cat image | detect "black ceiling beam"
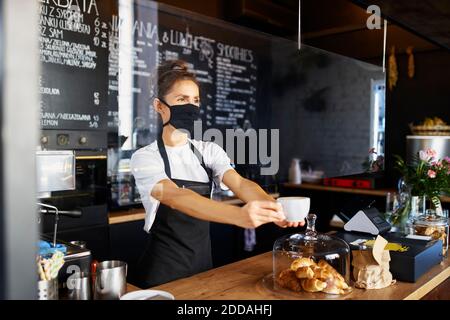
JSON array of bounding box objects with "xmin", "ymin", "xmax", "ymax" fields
[{"xmin": 350, "ymin": 0, "xmax": 450, "ymax": 51}]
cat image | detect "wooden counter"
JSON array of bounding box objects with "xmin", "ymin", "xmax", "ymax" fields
[
  {"xmin": 109, "ymin": 208, "xmax": 147, "ymax": 225},
  {"xmin": 126, "ymin": 252, "xmax": 450, "ymax": 300},
  {"xmin": 109, "ymin": 193, "xmax": 280, "ymax": 225},
  {"xmin": 283, "ymin": 183, "xmax": 450, "ymax": 203}
]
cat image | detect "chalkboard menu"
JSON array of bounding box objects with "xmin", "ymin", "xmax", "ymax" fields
[
  {"xmin": 108, "ymin": 0, "xmax": 263, "ymax": 149},
  {"xmin": 38, "ymin": 0, "xmax": 267, "ymax": 143},
  {"xmin": 38, "ymin": 0, "xmax": 111, "ymax": 130}
]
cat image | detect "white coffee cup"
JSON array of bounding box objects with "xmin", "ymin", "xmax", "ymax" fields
[{"xmin": 277, "ymin": 197, "xmax": 310, "ymax": 222}]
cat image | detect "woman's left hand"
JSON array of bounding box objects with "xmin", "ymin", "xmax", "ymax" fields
[{"xmin": 274, "ymin": 220, "xmax": 305, "ymax": 228}]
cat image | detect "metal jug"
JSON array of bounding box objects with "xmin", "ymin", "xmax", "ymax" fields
[
  {"xmin": 67, "ymin": 272, "xmax": 91, "ymax": 300},
  {"xmin": 93, "ymin": 260, "xmax": 127, "ymax": 300}
]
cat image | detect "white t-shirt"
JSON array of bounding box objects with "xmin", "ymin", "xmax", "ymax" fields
[{"xmin": 130, "ymin": 139, "xmax": 234, "ymax": 232}]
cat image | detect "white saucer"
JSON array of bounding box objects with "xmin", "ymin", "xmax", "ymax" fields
[{"xmin": 120, "ymin": 289, "xmax": 175, "ymax": 300}]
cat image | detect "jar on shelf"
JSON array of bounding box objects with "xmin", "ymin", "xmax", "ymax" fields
[{"xmin": 413, "ymin": 210, "xmax": 448, "ymax": 257}]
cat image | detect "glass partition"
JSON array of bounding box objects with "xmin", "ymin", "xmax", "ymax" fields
[
  {"xmin": 107, "ymin": 0, "xmax": 385, "ymax": 208},
  {"xmin": 37, "ymin": 0, "xmax": 385, "ymax": 210}
]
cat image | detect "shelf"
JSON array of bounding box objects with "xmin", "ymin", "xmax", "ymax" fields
[{"xmin": 283, "ymin": 183, "xmax": 450, "ymax": 203}]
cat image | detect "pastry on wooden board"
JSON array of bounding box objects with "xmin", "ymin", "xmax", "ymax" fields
[
  {"xmin": 301, "ymin": 278, "xmax": 327, "ymax": 292},
  {"xmin": 290, "ymin": 257, "xmax": 316, "ymax": 271},
  {"xmin": 295, "ymin": 266, "xmax": 315, "ymax": 279},
  {"xmin": 277, "ymin": 269, "xmax": 302, "ymax": 292},
  {"xmin": 277, "ymin": 258, "xmax": 350, "ymax": 295}
]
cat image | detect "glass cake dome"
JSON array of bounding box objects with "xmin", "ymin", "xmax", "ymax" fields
[{"xmin": 272, "ymin": 214, "xmax": 351, "ymax": 295}]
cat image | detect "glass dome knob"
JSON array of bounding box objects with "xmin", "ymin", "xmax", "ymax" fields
[{"xmin": 304, "ymin": 213, "xmax": 318, "ymax": 241}]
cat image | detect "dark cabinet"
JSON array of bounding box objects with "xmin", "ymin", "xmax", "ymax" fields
[
  {"xmin": 210, "ymin": 218, "xmax": 297, "ymax": 268},
  {"xmin": 109, "ymin": 220, "xmax": 147, "ymax": 285},
  {"xmin": 210, "ymin": 222, "xmax": 240, "ymax": 267}
]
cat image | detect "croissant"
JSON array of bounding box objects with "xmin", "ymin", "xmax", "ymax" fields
[
  {"xmin": 335, "ymin": 277, "xmax": 349, "ymax": 290},
  {"xmin": 322, "ymin": 284, "xmax": 345, "ymax": 295},
  {"xmin": 290, "ymin": 257, "xmax": 316, "ymax": 271},
  {"xmin": 318, "ymin": 260, "xmax": 345, "ymax": 282},
  {"xmin": 318, "ymin": 260, "xmax": 336, "ymax": 271},
  {"xmin": 312, "ymin": 266, "xmax": 333, "ymax": 280},
  {"xmin": 277, "ymin": 269, "xmax": 302, "ymax": 292},
  {"xmin": 295, "ymin": 266, "xmax": 315, "ymax": 279},
  {"xmin": 324, "ymin": 276, "xmax": 349, "ymax": 293},
  {"xmin": 301, "ymin": 278, "xmax": 327, "ymax": 292},
  {"xmin": 281, "ymin": 259, "xmax": 350, "ymax": 295},
  {"xmin": 319, "ymin": 261, "xmax": 349, "ymax": 288}
]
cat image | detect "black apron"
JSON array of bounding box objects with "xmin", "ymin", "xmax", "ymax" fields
[{"xmin": 135, "ymin": 135, "xmax": 214, "ymax": 288}]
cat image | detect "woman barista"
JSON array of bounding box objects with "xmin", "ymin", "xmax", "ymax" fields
[{"xmin": 131, "ymin": 60, "xmax": 305, "ymax": 288}]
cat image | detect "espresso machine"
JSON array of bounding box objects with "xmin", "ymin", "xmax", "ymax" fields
[
  {"xmin": 36, "ymin": 150, "xmax": 92, "ymax": 294},
  {"xmin": 39, "ymin": 130, "xmax": 110, "ymax": 260}
]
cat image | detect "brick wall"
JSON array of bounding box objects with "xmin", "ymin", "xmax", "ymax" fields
[{"xmin": 270, "ymin": 44, "xmax": 385, "ymax": 180}]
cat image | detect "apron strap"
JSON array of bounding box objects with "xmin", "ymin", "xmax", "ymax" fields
[
  {"xmin": 157, "ymin": 133, "xmax": 172, "ymax": 178},
  {"xmin": 189, "ymin": 142, "xmax": 213, "ymax": 182},
  {"xmin": 157, "ymin": 134, "xmax": 213, "ymax": 186}
]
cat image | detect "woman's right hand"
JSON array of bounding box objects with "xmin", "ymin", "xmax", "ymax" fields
[{"xmin": 237, "ymin": 200, "xmax": 286, "ymax": 228}]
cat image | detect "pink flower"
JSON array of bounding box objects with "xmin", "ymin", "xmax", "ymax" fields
[
  {"xmin": 427, "ymin": 169, "xmax": 437, "ymax": 178},
  {"xmin": 444, "ymin": 156, "xmax": 450, "ymax": 164},
  {"xmin": 432, "ymin": 161, "xmax": 443, "ymax": 168},
  {"xmin": 419, "ymin": 150, "xmax": 429, "ymax": 161},
  {"xmin": 426, "ymin": 148, "xmax": 437, "ymax": 160}
]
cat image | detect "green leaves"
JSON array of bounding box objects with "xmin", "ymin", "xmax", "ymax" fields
[{"xmin": 393, "ymin": 151, "xmax": 449, "ymax": 199}]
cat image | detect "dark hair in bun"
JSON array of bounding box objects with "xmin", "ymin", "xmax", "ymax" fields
[{"xmin": 151, "ymin": 60, "xmax": 199, "ymax": 100}]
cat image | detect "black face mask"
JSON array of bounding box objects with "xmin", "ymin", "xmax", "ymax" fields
[{"xmin": 159, "ymin": 98, "xmax": 201, "ymax": 137}]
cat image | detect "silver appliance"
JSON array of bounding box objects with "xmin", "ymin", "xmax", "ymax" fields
[
  {"xmin": 36, "ymin": 150, "xmax": 79, "ymax": 246},
  {"xmin": 36, "ymin": 150, "xmax": 76, "ymax": 198},
  {"xmin": 406, "ymin": 136, "xmax": 450, "ymax": 164}
]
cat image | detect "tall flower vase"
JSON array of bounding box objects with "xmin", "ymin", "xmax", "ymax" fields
[
  {"xmin": 390, "ymin": 198, "xmax": 411, "ymax": 233},
  {"xmin": 430, "ymin": 196, "xmax": 444, "ymax": 216},
  {"xmin": 390, "ymin": 178, "xmax": 427, "ymax": 233},
  {"xmin": 409, "ymin": 195, "xmax": 426, "ymax": 221},
  {"xmin": 389, "ymin": 178, "xmax": 412, "ymax": 233}
]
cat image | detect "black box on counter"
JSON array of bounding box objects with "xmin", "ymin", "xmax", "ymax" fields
[{"xmin": 333, "ymin": 231, "xmax": 443, "ymax": 283}]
